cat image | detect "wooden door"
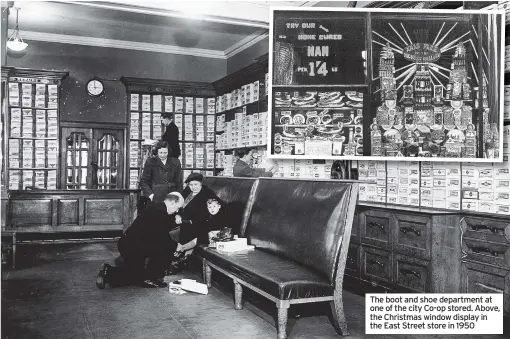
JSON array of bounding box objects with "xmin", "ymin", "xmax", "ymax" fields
[
  {"xmin": 92, "ymin": 129, "xmax": 124, "ymax": 189},
  {"xmin": 61, "ymin": 127, "xmax": 124, "ymax": 189},
  {"xmin": 61, "ymin": 127, "xmax": 92, "ymax": 189}
]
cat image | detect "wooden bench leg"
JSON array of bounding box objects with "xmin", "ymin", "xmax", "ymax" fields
[
  {"xmin": 276, "ymin": 301, "xmax": 290, "ymax": 339},
  {"xmin": 203, "ymin": 260, "xmax": 212, "ymax": 288},
  {"xmin": 330, "ymin": 291, "xmax": 350, "ymax": 336},
  {"xmin": 234, "ymin": 280, "xmax": 243, "ymax": 310}
]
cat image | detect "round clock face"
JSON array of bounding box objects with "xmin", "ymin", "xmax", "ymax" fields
[{"xmin": 86, "ymin": 79, "xmax": 104, "ymax": 97}]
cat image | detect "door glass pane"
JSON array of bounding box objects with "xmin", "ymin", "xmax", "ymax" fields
[
  {"xmin": 97, "ymin": 133, "xmax": 120, "ymax": 189},
  {"xmin": 81, "ymin": 168, "xmax": 87, "ymax": 184},
  {"xmin": 65, "ymin": 132, "xmax": 89, "ymax": 190}
]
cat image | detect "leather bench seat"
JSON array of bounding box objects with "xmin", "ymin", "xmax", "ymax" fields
[{"xmin": 199, "ymin": 246, "xmax": 333, "ymax": 300}]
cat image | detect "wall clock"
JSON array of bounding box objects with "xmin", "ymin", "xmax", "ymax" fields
[{"xmin": 86, "ymin": 78, "xmax": 104, "ymax": 97}]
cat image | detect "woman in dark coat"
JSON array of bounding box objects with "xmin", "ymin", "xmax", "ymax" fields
[
  {"xmin": 140, "ymin": 141, "xmax": 183, "ymax": 203},
  {"xmin": 168, "ymin": 172, "xmax": 217, "ymax": 272},
  {"xmin": 177, "ymin": 172, "xmax": 217, "ymax": 241}
]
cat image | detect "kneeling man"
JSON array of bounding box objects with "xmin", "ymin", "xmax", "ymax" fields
[{"xmin": 96, "ymin": 192, "xmax": 184, "ymax": 289}]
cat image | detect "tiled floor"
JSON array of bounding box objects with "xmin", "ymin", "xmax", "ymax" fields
[{"xmin": 1, "ymin": 242, "xmax": 509, "ymax": 339}]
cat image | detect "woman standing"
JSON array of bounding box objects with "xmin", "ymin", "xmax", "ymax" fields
[{"xmin": 140, "ymin": 141, "xmax": 183, "ymax": 203}]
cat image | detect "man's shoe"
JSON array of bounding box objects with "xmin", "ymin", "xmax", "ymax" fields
[
  {"xmin": 96, "ymin": 263, "xmax": 111, "ymax": 289},
  {"xmin": 141, "ymin": 279, "xmax": 168, "ymax": 288}
]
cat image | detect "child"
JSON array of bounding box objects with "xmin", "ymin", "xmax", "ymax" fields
[
  {"xmin": 201, "ymin": 197, "xmax": 231, "ymax": 245},
  {"xmin": 168, "ymin": 197, "xmax": 230, "ymax": 273}
]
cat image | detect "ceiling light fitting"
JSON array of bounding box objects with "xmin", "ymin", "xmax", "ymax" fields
[{"xmin": 7, "ymin": 7, "xmax": 28, "ymax": 52}]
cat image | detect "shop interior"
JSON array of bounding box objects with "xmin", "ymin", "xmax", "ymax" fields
[{"xmin": 1, "ymin": 1, "xmax": 509, "ymax": 339}]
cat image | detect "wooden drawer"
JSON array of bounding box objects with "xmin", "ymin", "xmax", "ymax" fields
[
  {"xmin": 462, "ymin": 238, "xmax": 510, "ymax": 270},
  {"xmin": 394, "ymin": 213, "xmax": 431, "ymax": 260},
  {"xmin": 461, "ymin": 217, "xmax": 510, "ymax": 245},
  {"xmin": 345, "ymin": 243, "xmax": 360, "ymax": 278},
  {"xmin": 394, "ymin": 255, "xmax": 430, "ymax": 293},
  {"xmin": 360, "ymin": 210, "xmax": 392, "ymax": 250},
  {"xmin": 361, "ymin": 246, "xmax": 392, "ymax": 290},
  {"xmin": 462, "ymin": 261, "xmax": 510, "ymax": 314}
]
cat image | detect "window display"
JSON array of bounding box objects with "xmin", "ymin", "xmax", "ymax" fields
[{"xmin": 269, "ymin": 9, "xmax": 504, "ymax": 161}]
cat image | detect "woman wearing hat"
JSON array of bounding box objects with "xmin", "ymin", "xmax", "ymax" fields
[
  {"xmin": 140, "ymin": 140, "xmax": 183, "ymax": 204},
  {"xmin": 170, "ymin": 172, "xmax": 217, "ymax": 272}
]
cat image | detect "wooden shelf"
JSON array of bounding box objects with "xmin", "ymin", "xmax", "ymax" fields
[
  {"xmin": 273, "ymin": 106, "xmax": 362, "ymax": 110},
  {"xmin": 275, "ymin": 124, "xmax": 359, "ymax": 128},
  {"xmin": 129, "ymin": 139, "xmax": 214, "ymax": 143},
  {"xmin": 8, "ymin": 167, "xmax": 57, "ymax": 170},
  {"xmin": 8, "ymin": 106, "xmax": 58, "ymax": 110},
  {"xmin": 130, "ymin": 111, "xmax": 216, "ymax": 115},
  {"xmin": 216, "ymin": 145, "xmax": 267, "ymax": 151},
  {"xmin": 273, "ymin": 84, "xmax": 368, "ymax": 88},
  {"xmin": 8, "ymin": 136, "xmax": 58, "ymax": 140}
]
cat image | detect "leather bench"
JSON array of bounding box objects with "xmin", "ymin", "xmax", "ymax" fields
[
  {"xmin": 202, "ymin": 177, "xmax": 258, "ymax": 236},
  {"xmin": 199, "ymin": 178, "xmax": 359, "ymax": 339}
]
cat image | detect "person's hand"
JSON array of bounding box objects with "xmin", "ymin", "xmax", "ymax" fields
[
  {"xmin": 174, "ymin": 243, "xmax": 183, "ymax": 257},
  {"xmin": 175, "ymin": 215, "xmax": 182, "ymax": 224},
  {"xmin": 149, "ymin": 194, "xmax": 154, "ymax": 201}
]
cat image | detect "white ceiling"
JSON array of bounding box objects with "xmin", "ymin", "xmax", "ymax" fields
[{"xmin": 5, "ymin": 1, "xmax": 362, "ymax": 59}]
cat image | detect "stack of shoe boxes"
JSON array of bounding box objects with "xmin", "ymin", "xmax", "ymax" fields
[
  {"xmin": 420, "ymin": 162, "xmax": 433, "ymax": 208},
  {"xmin": 445, "ymin": 163, "xmax": 462, "ymax": 210},
  {"xmin": 431, "ymin": 162, "xmax": 447, "ymax": 209}
]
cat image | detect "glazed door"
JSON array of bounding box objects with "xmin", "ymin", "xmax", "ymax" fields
[
  {"xmin": 61, "ymin": 127, "xmax": 124, "ymax": 189},
  {"xmin": 92, "ymin": 129, "xmax": 123, "ymax": 189}
]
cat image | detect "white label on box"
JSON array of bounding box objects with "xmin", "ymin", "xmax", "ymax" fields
[
  {"xmin": 462, "ymin": 200, "xmax": 478, "ymax": 211},
  {"xmin": 421, "ymin": 179, "xmax": 433, "ymax": 187},
  {"xmin": 478, "ymin": 179, "xmax": 493, "ymax": 191},
  {"xmin": 446, "ymin": 168, "xmax": 461, "ymax": 177},
  {"xmin": 463, "ymin": 190, "xmax": 478, "ymax": 199},
  {"xmin": 387, "ymin": 195, "xmax": 398, "ymax": 204},
  {"xmin": 462, "ymin": 178, "xmax": 479, "ymax": 189},
  {"xmin": 446, "ymin": 201, "xmax": 461, "ymax": 210},
  {"xmin": 478, "ymin": 192, "xmax": 494, "ymax": 201},
  {"xmin": 421, "ymin": 198, "xmax": 432, "ymax": 207},
  {"xmin": 478, "ymin": 202, "xmax": 494, "ymax": 213}
]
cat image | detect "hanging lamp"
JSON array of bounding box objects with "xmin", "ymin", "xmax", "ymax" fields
[{"xmin": 7, "ymin": 6, "xmax": 28, "ymax": 52}]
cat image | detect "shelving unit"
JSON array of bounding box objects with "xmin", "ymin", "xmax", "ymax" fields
[
  {"xmin": 2, "ymin": 67, "xmax": 68, "ymax": 190},
  {"xmin": 213, "ymin": 55, "xmax": 269, "ymax": 176},
  {"xmin": 120, "ymin": 77, "xmax": 216, "ymax": 188}
]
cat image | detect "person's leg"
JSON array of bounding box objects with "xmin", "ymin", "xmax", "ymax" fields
[{"xmin": 146, "ymin": 240, "xmax": 177, "ymax": 281}]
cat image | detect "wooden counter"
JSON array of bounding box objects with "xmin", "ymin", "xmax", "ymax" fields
[
  {"xmin": 2, "ymin": 189, "xmax": 140, "ymax": 267},
  {"xmin": 347, "ymin": 202, "xmax": 510, "ymax": 314}
]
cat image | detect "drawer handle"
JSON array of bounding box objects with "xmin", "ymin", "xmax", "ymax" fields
[
  {"xmin": 475, "ymin": 282, "xmax": 503, "ymax": 293},
  {"xmin": 399, "ymin": 268, "xmax": 422, "ymax": 279},
  {"xmin": 471, "ymin": 224, "xmax": 503, "ymax": 235},
  {"xmin": 469, "ymin": 245, "xmax": 501, "ymax": 257},
  {"xmin": 367, "ymin": 259, "xmax": 385, "ymax": 268},
  {"xmin": 367, "ymin": 221, "xmax": 385, "ymax": 231},
  {"xmin": 400, "ymin": 227, "xmax": 421, "ymax": 236}
]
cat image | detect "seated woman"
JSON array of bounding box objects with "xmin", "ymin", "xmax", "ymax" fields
[
  {"xmin": 140, "ymin": 140, "xmax": 182, "ymax": 204},
  {"xmin": 169, "ymin": 172, "xmax": 217, "ymax": 271}
]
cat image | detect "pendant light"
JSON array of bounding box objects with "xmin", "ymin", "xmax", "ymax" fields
[{"xmin": 7, "ymin": 6, "xmax": 28, "ymax": 52}]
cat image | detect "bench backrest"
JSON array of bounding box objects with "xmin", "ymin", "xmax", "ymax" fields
[
  {"xmin": 244, "ymin": 178, "xmax": 358, "ymax": 285},
  {"xmin": 202, "ymin": 177, "xmax": 258, "ymax": 236}
]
